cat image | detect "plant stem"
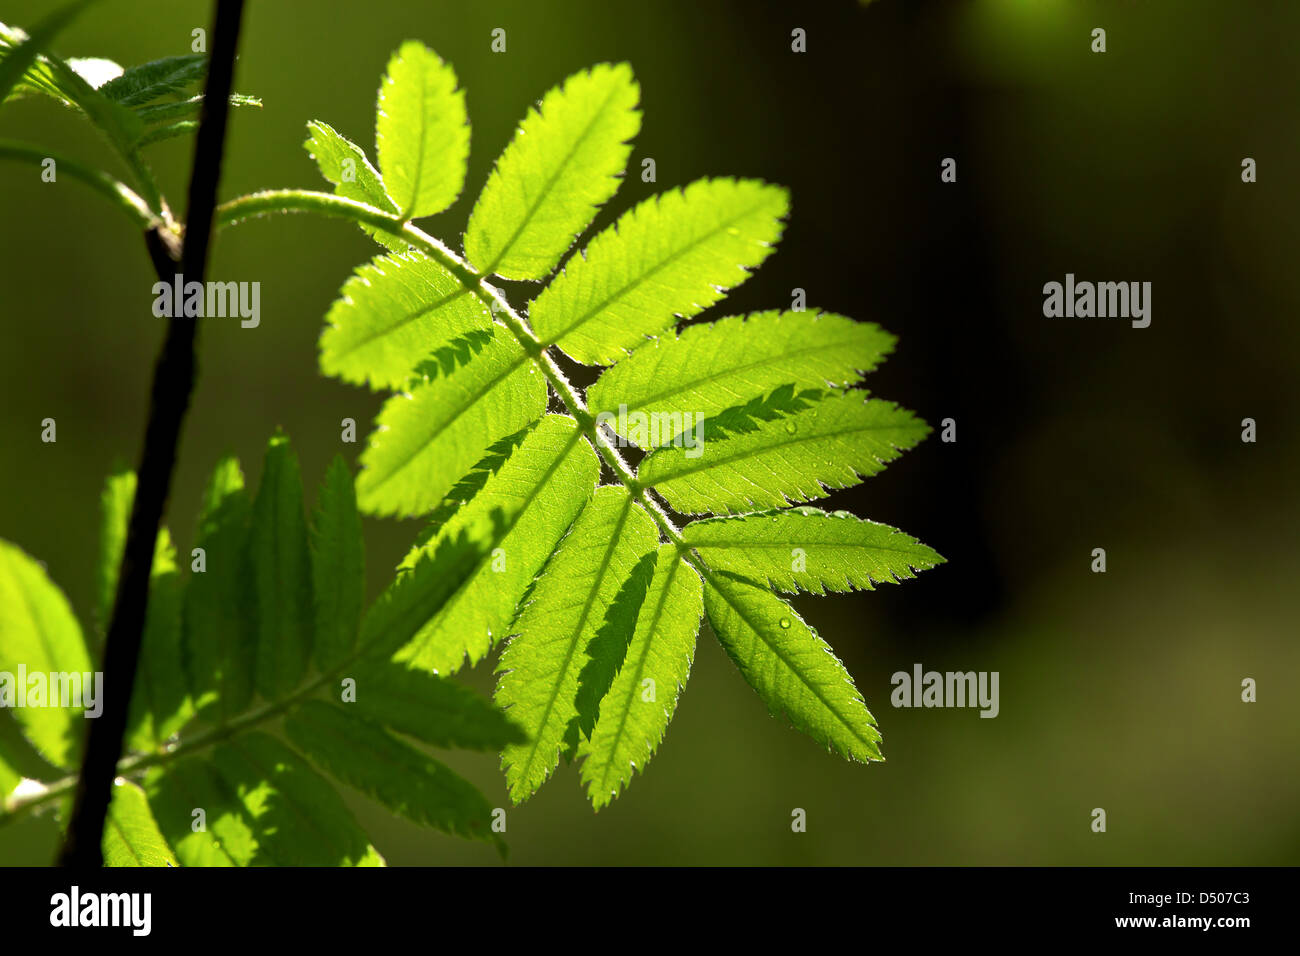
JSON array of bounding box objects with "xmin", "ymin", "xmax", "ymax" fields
[
  {"xmin": 56, "ymin": 0, "xmax": 246, "ymax": 868},
  {"xmin": 0, "ymin": 139, "xmax": 158, "ymax": 229},
  {"xmin": 215, "ymin": 189, "xmax": 691, "ymax": 545}
]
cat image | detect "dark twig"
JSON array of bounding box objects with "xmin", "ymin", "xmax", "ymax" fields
[{"xmin": 58, "ymin": 0, "xmax": 247, "ymax": 867}]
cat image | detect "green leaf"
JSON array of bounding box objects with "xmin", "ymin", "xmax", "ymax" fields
[
  {"xmin": 133, "ymin": 91, "xmax": 259, "ymax": 123},
  {"xmin": 684, "ymin": 507, "xmax": 945, "ymax": 595},
  {"xmin": 0, "ymin": 708, "xmax": 61, "ymax": 796},
  {"xmin": 375, "ymin": 41, "xmax": 469, "ymax": 220},
  {"xmin": 208, "ymin": 733, "xmax": 384, "ymax": 866},
  {"xmin": 0, "ymin": 16, "xmax": 145, "ymax": 157},
  {"xmin": 285, "ymin": 701, "xmax": 501, "ymax": 849},
  {"xmin": 102, "ymin": 779, "xmax": 177, "ymax": 867},
  {"xmin": 639, "ymin": 392, "xmax": 930, "ymax": 514},
  {"xmin": 303, "ymin": 119, "xmax": 406, "ymax": 252},
  {"xmin": 0, "ymin": 22, "xmax": 115, "ymax": 104},
  {"xmin": 124, "ymin": 526, "xmax": 193, "ymax": 752},
  {"xmin": 356, "ymin": 328, "xmax": 546, "ymax": 518},
  {"xmin": 0, "ymin": 730, "xmax": 17, "ymax": 801},
  {"xmin": 703, "ymin": 570, "xmax": 882, "ymax": 763},
  {"xmin": 95, "ymin": 466, "xmax": 134, "ymax": 632},
  {"xmin": 465, "ymin": 62, "xmax": 640, "ymax": 280},
  {"xmin": 0, "ymin": 538, "xmax": 92, "ymax": 769},
  {"xmin": 319, "ymin": 250, "xmax": 492, "ymax": 390},
  {"xmin": 496, "ymin": 486, "xmax": 659, "ymax": 803},
  {"xmin": 528, "ymin": 178, "xmax": 788, "ymax": 365},
  {"xmin": 136, "ymin": 119, "xmax": 198, "ymax": 147},
  {"xmin": 182, "ymin": 456, "xmax": 254, "ymax": 722},
  {"xmin": 99, "ymin": 54, "xmax": 206, "ymax": 105},
  {"xmin": 248, "ymin": 433, "xmax": 314, "ymax": 699},
  {"xmin": 311, "ymin": 456, "xmax": 364, "ymax": 672},
  {"xmin": 349, "ymin": 660, "xmax": 525, "ymax": 751},
  {"xmin": 391, "ymin": 414, "xmax": 599, "ymax": 676},
  {"xmin": 0, "ymin": 2, "xmax": 99, "ymax": 105},
  {"xmin": 145, "ymin": 757, "xmax": 258, "ymax": 866},
  {"xmin": 357, "ymin": 510, "xmax": 503, "ymax": 665},
  {"xmin": 588, "ymin": 310, "xmax": 895, "ymax": 444},
  {"xmin": 420, "ymin": 423, "xmax": 534, "ymax": 534},
  {"xmin": 578, "ymin": 545, "xmax": 702, "ymax": 809}
]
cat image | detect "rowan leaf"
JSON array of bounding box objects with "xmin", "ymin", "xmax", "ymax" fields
[
  {"xmin": 355, "ymin": 327, "xmax": 547, "ymax": 518},
  {"xmin": 588, "ymin": 310, "xmax": 894, "ymax": 445},
  {"xmin": 182, "ymin": 456, "xmax": 255, "ymax": 722},
  {"xmin": 102, "ymin": 779, "xmax": 177, "ymax": 867},
  {"xmin": 529, "ymin": 178, "xmax": 788, "ymax": 365},
  {"xmin": 684, "ymin": 507, "xmax": 945, "ymax": 595},
  {"xmin": 639, "ymin": 392, "xmax": 930, "ymax": 514},
  {"xmin": 578, "ymin": 545, "xmax": 703, "ymax": 809},
  {"xmin": 318, "ymin": 250, "xmax": 492, "ymax": 390},
  {"xmin": 703, "ymin": 570, "xmax": 883, "ymax": 763},
  {"xmin": 285, "ymin": 701, "xmax": 502, "ymax": 850},
  {"xmin": 375, "ymin": 41, "xmax": 469, "ymax": 220},
  {"xmin": 465, "ymin": 62, "xmax": 640, "ymax": 280},
  {"xmin": 248, "ymin": 433, "xmax": 314, "ymax": 700},
  {"xmin": 310, "ymin": 456, "xmax": 364, "ymax": 672},
  {"xmin": 496, "ymin": 486, "xmax": 659, "ymax": 803}
]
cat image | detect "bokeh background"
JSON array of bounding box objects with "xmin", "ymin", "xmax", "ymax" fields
[{"xmin": 1, "ymin": 0, "xmax": 1297, "ymax": 865}]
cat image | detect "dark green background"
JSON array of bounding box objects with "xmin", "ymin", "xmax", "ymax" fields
[{"xmin": 1, "ymin": 0, "xmax": 1297, "ymax": 865}]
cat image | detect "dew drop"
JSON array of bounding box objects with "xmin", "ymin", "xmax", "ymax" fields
[{"xmin": 778, "ymin": 617, "xmax": 791, "ymax": 629}]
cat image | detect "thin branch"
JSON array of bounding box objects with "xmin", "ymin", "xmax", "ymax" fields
[
  {"xmin": 57, "ymin": 0, "xmax": 247, "ymax": 868},
  {"xmin": 0, "ymin": 139, "xmax": 158, "ymax": 229}
]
